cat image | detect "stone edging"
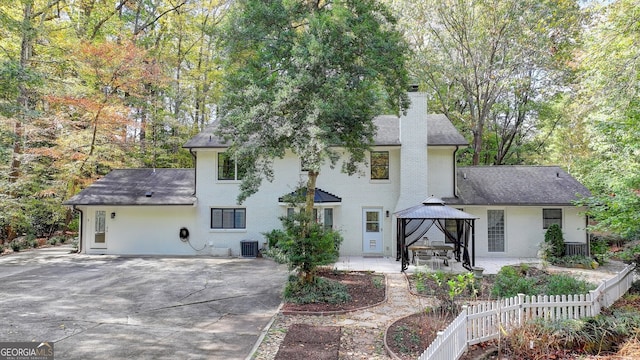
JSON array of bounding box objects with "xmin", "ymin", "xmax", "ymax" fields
[
  {"xmin": 382, "ymin": 272, "xmax": 433, "ymax": 360},
  {"xmin": 280, "ymin": 273, "xmax": 389, "ymax": 316},
  {"xmin": 383, "ymin": 311, "xmax": 418, "ymax": 360}
]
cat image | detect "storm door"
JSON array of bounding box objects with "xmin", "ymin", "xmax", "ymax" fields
[
  {"xmin": 362, "ymin": 208, "xmax": 383, "ymax": 253},
  {"xmin": 92, "ymin": 210, "xmax": 107, "ymax": 249}
]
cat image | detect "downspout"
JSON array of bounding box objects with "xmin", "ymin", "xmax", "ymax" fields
[
  {"xmin": 72, "ymin": 206, "xmax": 83, "ymax": 254},
  {"xmin": 189, "ymin": 148, "xmax": 197, "ymax": 196},
  {"xmin": 586, "ymin": 214, "xmax": 591, "ymax": 257},
  {"xmin": 453, "ymin": 145, "xmax": 459, "ymax": 198}
]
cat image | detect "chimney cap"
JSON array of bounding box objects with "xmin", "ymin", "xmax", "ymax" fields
[{"xmin": 408, "ymin": 84, "xmax": 419, "ymax": 92}]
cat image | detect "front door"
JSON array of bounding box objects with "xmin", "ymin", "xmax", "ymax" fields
[
  {"xmin": 362, "ymin": 208, "xmax": 383, "ymax": 253},
  {"xmin": 91, "ymin": 210, "xmax": 107, "ymax": 249}
]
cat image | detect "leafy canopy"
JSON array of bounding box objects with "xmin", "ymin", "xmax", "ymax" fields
[{"xmin": 216, "ymin": 0, "xmax": 410, "ymax": 204}]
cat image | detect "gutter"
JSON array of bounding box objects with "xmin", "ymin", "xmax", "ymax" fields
[
  {"xmin": 189, "ymin": 148, "xmax": 197, "ymax": 196},
  {"xmin": 453, "ymin": 146, "xmax": 459, "ymax": 198}
]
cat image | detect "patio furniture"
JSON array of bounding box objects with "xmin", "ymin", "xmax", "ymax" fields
[{"xmin": 408, "ymin": 241, "xmax": 454, "ymax": 268}]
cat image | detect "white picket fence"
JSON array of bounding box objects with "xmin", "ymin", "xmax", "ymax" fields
[{"xmin": 418, "ymin": 263, "xmax": 636, "ymax": 360}]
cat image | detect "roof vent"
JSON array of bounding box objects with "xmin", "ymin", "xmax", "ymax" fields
[
  {"xmin": 209, "ymin": 135, "xmax": 212, "ymax": 142},
  {"xmin": 145, "ymin": 191, "xmax": 153, "ymax": 197}
]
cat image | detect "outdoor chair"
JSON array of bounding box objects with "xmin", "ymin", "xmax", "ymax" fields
[{"xmin": 429, "ymin": 240, "xmax": 452, "ymax": 266}]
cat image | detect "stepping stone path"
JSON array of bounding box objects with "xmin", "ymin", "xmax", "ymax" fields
[{"xmin": 253, "ymin": 273, "xmax": 438, "ymax": 359}]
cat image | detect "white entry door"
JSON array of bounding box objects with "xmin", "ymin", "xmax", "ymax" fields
[
  {"xmin": 362, "ymin": 208, "xmax": 383, "ymax": 253},
  {"xmin": 91, "ymin": 210, "xmax": 107, "ymax": 249}
]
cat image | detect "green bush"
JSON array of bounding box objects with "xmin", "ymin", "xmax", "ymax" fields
[
  {"xmin": 261, "ymin": 247, "xmax": 289, "ymax": 264},
  {"xmin": 25, "ymin": 198, "xmax": 66, "ymax": 238},
  {"xmin": 544, "ymin": 224, "xmax": 565, "ymax": 259},
  {"xmin": 590, "ymin": 237, "xmax": 610, "ymax": 264},
  {"xmin": 71, "ymin": 239, "xmax": 79, "ymax": 252},
  {"xmin": 10, "ymin": 241, "xmax": 21, "ymax": 252},
  {"xmin": 67, "ymin": 216, "xmax": 79, "ymax": 232},
  {"xmin": 492, "ymin": 265, "xmax": 597, "ymax": 298},
  {"xmin": 277, "ymin": 211, "xmax": 343, "ymax": 283},
  {"xmin": 262, "ymin": 229, "xmax": 288, "ymax": 248},
  {"xmin": 543, "ymin": 273, "xmax": 596, "ymax": 295},
  {"xmin": 283, "ymin": 275, "xmax": 351, "ymax": 304},
  {"xmin": 491, "ymin": 266, "xmax": 539, "ymax": 298}
]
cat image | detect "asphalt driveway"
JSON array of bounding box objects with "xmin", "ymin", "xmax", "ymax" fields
[{"xmin": 0, "ymin": 246, "xmax": 288, "ymax": 359}]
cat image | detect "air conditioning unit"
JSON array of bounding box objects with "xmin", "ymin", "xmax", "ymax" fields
[{"xmin": 240, "ymin": 240, "xmax": 258, "ymax": 258}]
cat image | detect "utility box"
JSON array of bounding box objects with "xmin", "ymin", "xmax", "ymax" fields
[{"xmin": 240, "ymin": 240, "xmax": 258, "ymax": 258}]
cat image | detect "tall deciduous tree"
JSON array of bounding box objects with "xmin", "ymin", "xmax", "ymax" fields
[
  {"xmin": 216, "ymin": 0, "xmax": 410, "ymax": 216},
  {"xmin": 574, "ymin": 0, "xmax": 640, "ymax": 239},
  {"xmin": 388, "ymin": 0, "xmax": 581, "ymax": 165}
]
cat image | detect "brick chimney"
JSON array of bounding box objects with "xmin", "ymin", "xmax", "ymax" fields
[{"xmin": 394, "ymin": 91, "xmax": 428, "ymax": 213}]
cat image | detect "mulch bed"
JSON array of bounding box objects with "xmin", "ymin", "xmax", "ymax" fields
[
  {"xmin": 281, "ymin": 269, "xmax": 386, "ymax": 313},
  {"xmin": 385, "ymin": 311, "xmax": 454, "ymax": 360},
  {"xmin": 274, "ymin": 324, "xmax": 341, "ymax": 360},
  {"xmin": 275, "ymin": 270, "xmax": 385, "ymax": 359}
]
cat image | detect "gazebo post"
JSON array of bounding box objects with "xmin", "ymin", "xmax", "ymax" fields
[{"xmin": 471, "ymin": 219, "xmax": 476, "ymax": 267}]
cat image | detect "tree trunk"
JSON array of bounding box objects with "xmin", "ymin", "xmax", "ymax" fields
[
  {"xmin": 301, "ymin": 170, "xmax": 319, "ymax": 284},
  {"xmin": 9, "ymin": 1, "xmax": 35, "ymax": 186},
  {"xmin": 304, "ymin": 170, "xmax": 318, "ymax": 225},
  {"xmin": 8, "ymin": 121, "xmax": 22, "ymax": 184}
]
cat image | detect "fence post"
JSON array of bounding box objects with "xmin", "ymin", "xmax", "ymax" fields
[
  {"xmin": 589, "ymin": 289, "xmax": 600, "ymax": 316},
  {"xmin": 517, "ymin": 293, "xmax": 525, "ymax": 326}
]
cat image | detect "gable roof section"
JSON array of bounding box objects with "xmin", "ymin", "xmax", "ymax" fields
[
  {"xmin": 183, "ymin": 114, "xmax": 468, "ymax": 148},
  {"xmin": 426, "ymin": 114, "xmax": 468, "ymax": 146},
  {"xmin": 445, "ymin": 166, "xmax": 591, "ymax": 206},
  {"xmin": 64, "ymin": 169, "xmax": 196, "ymax": 206}
]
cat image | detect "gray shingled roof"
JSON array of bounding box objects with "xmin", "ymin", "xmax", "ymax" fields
[
  {"xmin": 183, "ymin": 114, "xmax": 468, "ymax": 148},
  {"xmin": 444, "ymin": 166, "xmax": 591, "ymax": 206},
  {"xmin": 427, "ymin": 114, "xmax": 468, "ymax": 146},
  {"xmin": 278, "ymin": 188, "xmax": 342, "ymax": 203},
  {"xmin": 64, "ymin": 169, "xmax": 196, "ymax": 206}
]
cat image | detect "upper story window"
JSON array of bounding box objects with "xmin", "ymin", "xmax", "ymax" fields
[
  {"xmin": 211, "ymin": 208, "xmax": 246, "ymax": 229},
  {"xmin": 370, "ymin": 151, "xmax": 389, "ymax": 180},
  {"xmin": 543, "ymin": 208, "xmax": 562, "ymax": 229},
  {"xmin": 218, "ymin": 153, "xmax": 245, "ymax": 180}
]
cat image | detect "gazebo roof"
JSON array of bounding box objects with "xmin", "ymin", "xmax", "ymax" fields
[{"xmin": 394, "ymin": 197, "xmax": 478, "ymax": 220}]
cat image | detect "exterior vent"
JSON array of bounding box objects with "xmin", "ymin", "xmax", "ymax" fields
[{"xmin": 240, "ymin": 240, "xmax": 258, "ymax": 258}]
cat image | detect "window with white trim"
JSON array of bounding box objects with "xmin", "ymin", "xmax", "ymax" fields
[
  {"xmin": 370, "ymin": 151, "xmax": 389, "ymax": 180},
  {"xmin": 217, "ymin": 153, "xmax": 245, "ymax": 180},
  {"xmin": 487, "ymin": 209, "xmax": 505, "ymax": 252},
  {"xmin": 287, "ymin": 207, "xmax": 334, "ymax": 230},
  {"xmin": 211, "ymin": 208, "xmax": 246, "ymax": 229},
  {"xmin": 543, "ymin": 208, "xmax": 562, "ymax": 229}
]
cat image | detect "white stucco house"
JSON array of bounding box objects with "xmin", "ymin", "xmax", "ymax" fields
[{"xmin": 64, "ymin": 92, "xmax": 592, "ymax": 260}]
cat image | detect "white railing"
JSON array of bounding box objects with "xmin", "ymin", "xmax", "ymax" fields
[{"xmin": 418, "ymin": 263, "xmax": 636, "ymax": 360}]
